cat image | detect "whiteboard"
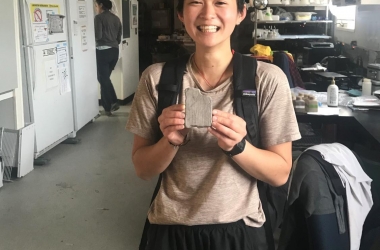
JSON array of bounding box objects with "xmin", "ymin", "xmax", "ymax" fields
[{"xmin": 0, "ymin": 0, "xmax": 19, "ymax": 93}]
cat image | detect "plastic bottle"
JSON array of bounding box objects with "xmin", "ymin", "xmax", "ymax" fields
[
  {"xmin": 307, "ymin": 96, "xmax": 318, "ymax": 112},
  {"xmin": 327, "ymin": 77, "xmax": 339, "ymax": 107},
  {"xmin": 362, "ymin": 78, "xmax": 372, "ymax": 96},
  {"xmin": 293, "ymin": 96, "xmax": 306, "ymax": 113}
]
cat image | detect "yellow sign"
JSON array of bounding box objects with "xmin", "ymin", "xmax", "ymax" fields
[
  {"xmin": 30, "ymin": 3, "xmax": 61, "ymax": 23},
  {"xmin": 31, "ymin": 4, "xmax": 59, "ymax": 8}
]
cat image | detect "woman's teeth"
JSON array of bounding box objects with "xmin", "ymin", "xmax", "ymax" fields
[{"xmin": 198, "ymin": 26, "xmax": 219, "ymax": 33}]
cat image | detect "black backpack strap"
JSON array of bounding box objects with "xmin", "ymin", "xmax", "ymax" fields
[
  {"xmin": 304, "ymin": 150, "xmax": 345, "ymax": 196},
  {"xmin": 233, "ymin": 53, "xmax": 275, "ymax": 250},
  {"xmin": 157, "ymin": 55, "xmax": 190, "ymax": 119},
  {"xmin": 139, "ymin": 55, "xmax": 190, "ymax": 250},
  {"xmin": 232, "ymin": 52, "xmax": 260, "ymax": 147}
]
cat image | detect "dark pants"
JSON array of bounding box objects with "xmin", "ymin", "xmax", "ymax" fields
[
  {"xmin": 145, "ymin": 220, "xmax": 268, "ymax": 250},
  {"xmin": 96, "ymin": 47, "xmax": 119, "ymax": 112}
]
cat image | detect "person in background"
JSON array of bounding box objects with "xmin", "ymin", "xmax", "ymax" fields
[
  {"xmin": 94, "ymin": 0, "xmax": 122, "ymax": 116},
  {"xmin": 127, "ymin": 0, "xmax": 301, "ymax": 249}
]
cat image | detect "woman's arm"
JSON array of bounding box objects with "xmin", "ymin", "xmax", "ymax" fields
[
  {"xmin": 232, "ymin": 141, "xmax": 292, "ymax": 187},
  {"xmin": 132, "ymin": 135, "xmax": 178, "ymax": 180},
  {"xmin": 131, "ymin": 104, "xmax": 188, "ymax": 180},
  {"xmin": 94, "ymin": 16, "xmax": 102, "ymax": 41},
  {"xmin": 208, "ymin": 110, "xmax": 292, "ymax": 187}
]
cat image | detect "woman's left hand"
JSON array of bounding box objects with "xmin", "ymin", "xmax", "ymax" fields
[{"xmin": 207, "ymin": 109, "xmax": 247, "ymax": 151}]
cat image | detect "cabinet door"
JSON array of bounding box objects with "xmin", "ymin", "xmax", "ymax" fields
[{"xmin": 0, "ymin": 0, "xmax": 19, "ymax": 93}]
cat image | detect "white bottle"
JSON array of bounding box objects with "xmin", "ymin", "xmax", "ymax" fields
[
  {"xmin": 362, "ymin": 78, "xmax": 372, "ymax": 96},
  {"xmin": 327, "ymin": 77, "xmax": 339, "ymax": 107}
]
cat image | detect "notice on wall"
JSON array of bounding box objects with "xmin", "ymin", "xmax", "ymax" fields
[
  {"xmin": 29, "ymin": 3, "xmax": 61, "ymax": 23},
  {"xmin": 48, "ymin": 14, "xmax": 65, "ymax": 33},
  {"xmin": 80, "ymin": 25, "xmax": 88, "ymax": 51},
  {"xmin": 77, "ymin": 0, "xmax": 87, "ymax": 22},
  {"xmin": 56, "ymin": 47, "xmax": 67, "ymax": 64},
  {"xmin": 44, "ymin": 60, "xmax": 58, "ymax": 89},
  {"xmin": 32, "ymin": 23, "xmax": 48, "ymax": 43},
  {"xmin": 59, "ymin": 67, "xmax": 71, "ymax": 95}
]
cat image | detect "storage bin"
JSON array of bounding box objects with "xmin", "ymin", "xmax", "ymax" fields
[{"xmin": 294, "ymin": 12, "xmax": 316, "ymax": 21}]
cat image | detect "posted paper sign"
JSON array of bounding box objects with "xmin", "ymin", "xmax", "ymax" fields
[
  {"xmin": 29, "ymin": 3, "xmax": 60, "ymax": 23},
  {"xmin": 32, "ymin": 23, "xmax": 48, "ymax": 43},
  {"xmin": 81, "ymin": 25, "xmax": 88, "ymax": 51},
  {"xmin": 56, "ymin": 47, "xmax": 68, "ymax": 64},
  {"xmin": 77, "ymin": 0, "xmax": 87, "ymax": 22},
  {"xmin": 59, "ymin": 67, "xmax": 71, "ymax": 95},
  {"xmin": 44, "ymin": 60, "xmax": 58, "ymax": 89}
]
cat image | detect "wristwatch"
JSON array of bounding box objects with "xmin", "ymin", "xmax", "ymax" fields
[{"xmin": 222, "ymin": 138, "xmax": 246, "ymax": 157}]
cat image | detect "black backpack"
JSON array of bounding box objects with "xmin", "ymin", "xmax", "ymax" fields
[{"xmin": 139, "ymin": 52, "xmax": 284, "ymax": 250}]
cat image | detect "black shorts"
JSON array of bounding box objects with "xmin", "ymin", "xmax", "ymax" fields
[{"xmin": 145, "ymin": 220, "xmax": 268, "ymax": 250}]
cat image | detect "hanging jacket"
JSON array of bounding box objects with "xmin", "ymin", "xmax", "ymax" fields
[{"xmin": 308, "ymin": 143, "xmax": 373, "ymax": 250}]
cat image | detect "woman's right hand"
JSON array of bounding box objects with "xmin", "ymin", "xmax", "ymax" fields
[{"xmin": 158, "ymin": 104, "xmax": 188, "ymax": 145}]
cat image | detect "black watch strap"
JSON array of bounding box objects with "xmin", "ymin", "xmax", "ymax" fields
[{"xmin": 222, "ymin": 138, "xmax": 246, "ymax": 157}]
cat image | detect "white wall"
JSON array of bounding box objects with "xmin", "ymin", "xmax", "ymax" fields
[
  {"xmin": 108, "ymin": 0, "xmax": 139, "ymax": 101},
  {"xmin": 334, "ymin": 5, "xmax": 380, "ymax": 53},
  {"xmin": 121, "ymin": 0, "xmax": 139, "ymax": 99}
]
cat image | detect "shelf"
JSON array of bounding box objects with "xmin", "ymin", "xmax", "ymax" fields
[
  {"xmin": 256, "ymin": 35, "xmax": 331, "ymax": 41},
  {"xmin": 257, "ymin": 20, "xmax": 333, "ymax": 24},
  {"xmin": 0, "ymin": 91, "xmax": 14, "ymax": 102},
  {"xmin": 335, "ymin": 27, "xmax": 355, "ymax": 32},
  {"xmin": 267, "ymin": 4, "xmax": 329, "ymax": 7}
]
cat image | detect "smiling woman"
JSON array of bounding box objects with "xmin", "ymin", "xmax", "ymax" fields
[{"xmin": 126, "ymin": 0, "xmax": 301, "ymax": 249}]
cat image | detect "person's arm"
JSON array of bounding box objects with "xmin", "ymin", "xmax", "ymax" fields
[
  {"xmin": 131, "ymin": 104, "xmax": 188, "ymax": 180},
  {"xmin": 208, "ymin": 111, "xmax": 291, "ymax": 187},
  {"xmin": 117, "ymin": 21, "xmax": 122, "ymax": 44},
  {"xmin": 208, "ymin": 63, "xmax": 300, "ymax": 187},
  {"xmin": 232, "ymin": 141, "xmax": 292, "ymax": 187},
  {"xmin": 94, "ymin": 16, "xmax": 102, "ymax": 42},
  {"xmin": 132, "ymin": 135, "xmax": 178, "ymax": 180}
]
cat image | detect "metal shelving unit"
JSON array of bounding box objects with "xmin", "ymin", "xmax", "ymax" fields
[
  {"xmin": 267, "ymin": 4, "xmax": 329, "ymax": 7},
  {"xmin": 257, "ymin": 20, "xmax": 333, "ymax": 24},
  {"xmin": 253, "ymin": 2, "xmax": 333, "ymax": 44},
  {"xmin": 257, "ymin": 35, "xmax": 331, "ymax": 41}
]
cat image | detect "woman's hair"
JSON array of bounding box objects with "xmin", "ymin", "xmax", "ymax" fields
[
  {"xmin": 95, "ymin": 0, "xmax": 112, "ymax": 10},
  {"xmin": 177, "ymin": 0, "xmax": 246, "ymax": 14}
]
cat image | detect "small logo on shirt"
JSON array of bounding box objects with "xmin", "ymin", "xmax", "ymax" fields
[{"xmin": 242, "ymin": 90, "xmax": 256, "ymax": 97}]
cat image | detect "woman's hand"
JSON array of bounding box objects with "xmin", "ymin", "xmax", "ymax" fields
[
  {"xmin": 158, "ymin": 104, "xmax": 188, "ymax": 145},
  {"xmin": 208, "ymin": 109, "xmax": 247, "ymax": 151}
]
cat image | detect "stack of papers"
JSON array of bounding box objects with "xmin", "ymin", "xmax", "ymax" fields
[{"xmin": 353, "ymin": 101, "xmax": 380, "ymax": 108}]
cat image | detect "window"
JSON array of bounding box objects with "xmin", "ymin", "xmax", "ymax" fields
[{"xmin": 330, "ymin": 5, "xmax": 356, "ymax": 31}]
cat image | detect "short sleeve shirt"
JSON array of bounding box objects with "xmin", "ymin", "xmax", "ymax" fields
[{"xmin": 126, "ymin": 56, "xmax": 301, "ymax": 227}]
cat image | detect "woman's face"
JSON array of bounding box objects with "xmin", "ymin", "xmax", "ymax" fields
[
  {"xmin": 94, "ymin": 2, "xmax": 103, "ymax": 15},
  {"xmin": 178, "ymin": 0, "xmax": 246, "ymax": 49}
]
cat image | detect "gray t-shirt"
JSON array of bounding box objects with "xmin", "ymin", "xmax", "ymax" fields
[
  {"xmin": 126, "ymin": 57, "xmax": 301, "ymax": 227},
  {"xmin": 94, "ymin": 10, "xmax": 122, "ymax": 48}
]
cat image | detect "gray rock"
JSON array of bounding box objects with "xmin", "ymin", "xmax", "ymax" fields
[{"xmin": 185, "ymin": 88, "xmax": 212, "ymax": 128}]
